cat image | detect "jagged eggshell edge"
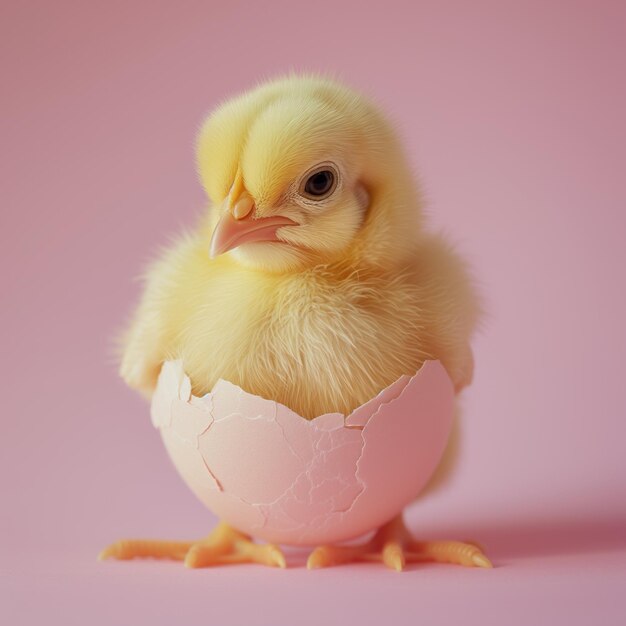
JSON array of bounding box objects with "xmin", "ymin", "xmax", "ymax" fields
[{"xmin": 151, "ymin": 360, "xmax": 455, "ymax": 546}]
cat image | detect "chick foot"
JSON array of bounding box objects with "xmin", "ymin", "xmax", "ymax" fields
[
  {"xmin": 99, "ymin": 521, "xmax": 286, "ymax": 569},
  {"xmin": 307, "ymin": 515, "xmax": 491, "ymax": 572}
]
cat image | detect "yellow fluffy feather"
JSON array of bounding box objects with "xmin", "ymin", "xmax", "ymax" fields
[{"xmin": 120, "ymin": 74, "xmax": 480, "ymax": 420}]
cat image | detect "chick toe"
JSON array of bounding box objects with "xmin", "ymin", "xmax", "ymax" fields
[{"xmin": 100, "ymin": 522, "xmax": 286, "ymax": 569}]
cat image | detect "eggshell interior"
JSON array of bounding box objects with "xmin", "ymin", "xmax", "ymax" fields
[{"xmin": 151, "ymin": 360, "xmax": 455, "ymax": 546}]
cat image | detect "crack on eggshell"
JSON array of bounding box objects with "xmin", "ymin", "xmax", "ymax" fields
[
  {"xmin": 199, "ymin": 411, "xmax": 304, "ymax": 506},
  {"xmin": 201, "ymin": 456, "xmax": 223, "ymax": 491},
  {"xmin": 273, "ymin": 413, "xmax": 307, "ymax": 464},
  {"xmin": 348, "ymin": 361, "xmax": 455, "ymax": 523},
  {"xmin": 212, "ymin": 418, "xmax": 366, "ymax": 541},
  {"xmin": 343, "ymin": 374, "xmax": 412, "ymax": 428},
  {"xmin": 286, "ymin": 363, "xmax": 451, "ymax": 541},
  {"xmin": 249, "ymin": 427, "xmax": 366, "ymax": 542}
]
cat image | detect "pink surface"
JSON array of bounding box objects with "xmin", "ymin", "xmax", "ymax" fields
[
  {"xmin": 154, "ymin": 360, "xmax": 454, "ymax": 544},
  {"xmin": 1, "ymin": 1, "xmax": 625, "ymax": 625}
]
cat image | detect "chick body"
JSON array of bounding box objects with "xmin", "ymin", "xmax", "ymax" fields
[{"xmin": 123, "ymin": 232, "xmax": 476, "ymax": 420}]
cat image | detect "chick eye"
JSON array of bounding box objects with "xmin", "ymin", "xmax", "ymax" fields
[{"xmin": 301, "ymin": 168, "xmax": 337, "ymax": 200}]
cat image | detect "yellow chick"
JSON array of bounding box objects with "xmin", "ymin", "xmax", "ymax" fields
[{"xmin": 102, "ymin": 75, "xmax": 489, "ymax": 571}]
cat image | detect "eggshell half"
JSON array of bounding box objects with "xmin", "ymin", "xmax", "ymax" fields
[{"xmin": 152, "ymin": 360, "xmax": 455, "ymax": 546}]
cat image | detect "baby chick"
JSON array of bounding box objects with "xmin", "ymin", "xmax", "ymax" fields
[{"xmin": 102, "ymin": 75, "xmax": 489, "ymax": 571}]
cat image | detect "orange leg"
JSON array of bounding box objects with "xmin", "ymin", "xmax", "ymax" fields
[
  {"xmin": 99, "ymin": 521, "xmax": 286, "ymax": 569},
  {"xmin": 307, "ymin": 515, "xmax": 492, "ymax": 572}
]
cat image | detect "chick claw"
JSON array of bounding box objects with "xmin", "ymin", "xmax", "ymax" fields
[
  {"xmin": 307, "ymin": 515, "xmax": 492, "ymax": 572},
  {"xmin": 99, "ymin": 522, "xmax": 286, "ymax": 569}
]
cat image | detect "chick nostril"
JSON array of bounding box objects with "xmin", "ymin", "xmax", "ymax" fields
[{"xmin": 232, "ymin": 196, "xmax": 254, "ymax": 220}]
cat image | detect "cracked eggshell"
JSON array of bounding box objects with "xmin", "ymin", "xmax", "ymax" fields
[{"xmin": 152, "ymin": 360, "xmax": 455, "ymax": 546}]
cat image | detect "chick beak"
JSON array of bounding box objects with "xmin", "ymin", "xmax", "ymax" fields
[{"xmin": 209, "ymin": 194, "xmax": 297, "ymax": 258}]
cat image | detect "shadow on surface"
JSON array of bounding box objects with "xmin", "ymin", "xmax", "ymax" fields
[{"xmin": 415, "ymin": 515, "xmax": 626, "ymax": 560}]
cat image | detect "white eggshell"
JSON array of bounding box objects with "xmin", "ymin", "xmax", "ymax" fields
[{"xmin": 152, "ymin": 360, "xmax": 454, "ymax": 546}]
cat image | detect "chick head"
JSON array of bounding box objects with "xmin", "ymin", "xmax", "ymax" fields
[{"xmin": 197, "ymin": 75, "xmax": 421, "ymax": 273}]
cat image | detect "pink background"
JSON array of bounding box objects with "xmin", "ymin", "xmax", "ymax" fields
[{"xmin": 2, "ymin": 1, "xmax": 625, "ymax": 624}]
